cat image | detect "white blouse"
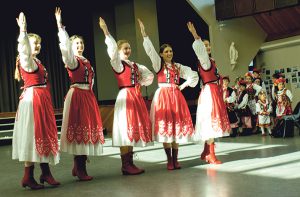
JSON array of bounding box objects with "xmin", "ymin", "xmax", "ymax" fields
[
  {"xmin": 57, "ymin": 27, "xmax": 86, "ymax": 70},
  {"xmin": 105, "ymin": 35, "xmax": 154, "ymax": 87},
  {"xmin": 17, "ymin": 32, "xmax": 38, "ymax": 72},
  {"xmin": 224, "ymin": 89, "xmax": 237, "ymax": 104},
  {"xmin": 143, "ymin": 36, "xmax": 199, "ymax": 90},
  {"xmin": 277, "ymin": 88, "xmax": 293, "ymax": 102},
  {"xmin": 192, "ymin": 39, "xmax": 211, "ymax": 70},
  {"xmin": 256, "ymin": 101, "xmax": 272, "ymax": 115},
  {"xmin": 238, "ymin": 93, "xmax": 249, "ymax": 109},
  {"xmin": 249, "ymin": 83, "xmax": 262, "ymax": 97}
]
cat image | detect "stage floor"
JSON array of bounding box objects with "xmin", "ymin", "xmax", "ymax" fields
[{"xmin": 1, "ymin": 134, "xmax": 300, "ymax": 197}]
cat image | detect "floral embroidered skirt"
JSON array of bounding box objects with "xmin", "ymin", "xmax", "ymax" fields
[
  {"xmin": 151, "ymin": 84, "xmax": 194, "ymax": 143},
  {"xmin": 194, "ymin": 83, "xmax": 230, "ymax": 141},
  {"xmin": 60, "ymin": 87, "xmax": 104, "ymax": 155},
  {"xmin": 113, "ymin": 87, "xmax": 153, "ymax": 147},
  {"xmin": 12, "ymin": 86, "xmax": 59, "ymax": 165}
]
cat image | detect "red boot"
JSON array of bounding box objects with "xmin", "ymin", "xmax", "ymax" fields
[
  {"xmin": 121, "ymin": 153, "xmax": 144, "ymax": 175},
  {"xmin": 40, "ymin": 163, "xmax": 60, "ymax": 186},
  {"xmin": 164, "ymin": 148, "xmax": 174, "ymax": 170},
  {"xmin": 172, "ymin": 148, "xmax": 181, "ymax": 169},
  {"xmin": 200, "ymin": 142, "xmax": 209, "ymax": 160},
  {"xmin": 21, "ymin": 165, "xmax": 44, "ymax": 190},
  {"xmin": 205, "ymin": 143, "xmax": 222, "ymax": 164},
  {"xmin": 129, "ymin": 152, "xmax": 145, "ymax": 173},
  {"xmin": 72, "ymin": 155, "xmax": 93, "ymax": 181}
]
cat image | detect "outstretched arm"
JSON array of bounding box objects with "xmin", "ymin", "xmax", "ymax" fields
[
  {"xmin": 16, "ymin": 12, "xmax": 37, "ymax": 72},
  {"xmin": 99, "ymin": 17, "xmax": 110, "ymax": 36},
  {"xmin": 55, "ymin": 7, "xmax": 77, "ymax": 69},
  {"xmin": 138, "ymin": 18, "xmax": 147, "ymax": 37},
  {"xmin": 138, "ymin": 18, "xmax": 161, "ymax": 73},
  {"xmin": 187, "ymin": 21, "xmax": 201, "ymax": 40},
  {"xmin": 187, "ymin": 21, "xmax": 211, "ymax": 70},
  {"xmin": 99, "ymin": 17, "xmax": 123, "ymax": 73}
]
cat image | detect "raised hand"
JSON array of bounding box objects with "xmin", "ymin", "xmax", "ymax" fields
[
  {"xmin": 55, "ymin": 7, "xmax": 63, "ymax": 28},
  {"xmin": 16, "ymin": 12, "xmax": 27, "ymax": 32},
  {"xmin": 187, "ymin": 21, "xmax": 200, "ymax": 40},
  {"xmin": 99, "ymin": 17, "xmax": 109, "ymax": 35},
  {"xmin": 137, "ymin": 18, "xmax": 147, "ymax": 37}
]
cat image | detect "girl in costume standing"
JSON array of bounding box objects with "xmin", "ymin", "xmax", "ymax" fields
[
  {"xmin": 187, "ymin": 21, "xmax": 230, "ymax": 164},
  {"xmin": 256, "ymin": 91, "xmax": 272, "ymax": 136},
  {"xmin": 55, "ymin": 8, "xmax": 105, "ymax": 181},
  {"xmin": 99, "ymin": 17, "xmax": 153, "ymax": 175},
  {"xmin": 138, "ymin": 19, "xmax": 199, "ymax": 170},
  {"xmin": 13, "ymin": 12, "xmax": 60, "ymax": 189}
]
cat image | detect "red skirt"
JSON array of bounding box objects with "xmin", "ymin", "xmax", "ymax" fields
[
  {"xmin": 125, "ymin": 87, "xmax": 152, "ymax": 143},
  {"xmin": 66, "ymin": 88, "xmax": 104, "ymax": 144},
  {"xmin": 209, "ymin": 84, "xmax": 231, "ymax": 132},
  {"xmin": 153, "ymin": 86, "xmax": 194, "ymax": 138},
  {"xmin": 33, "ymin": 87, "xmax": 59, "ymax": 156}
]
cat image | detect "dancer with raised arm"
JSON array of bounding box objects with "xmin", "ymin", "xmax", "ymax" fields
[
  {"xmin": 138, "ymin": 19, "xmax": 199, "ymax": 170},
  {"xmin": 187, "ymin": 21, "xmax": 230, "ymax": 164},
  {"xmin": 99, "ymin": 17, "xmax": 153, "ymax": 175},
  {"xmin": 13, "ymin": 12, "xmax": 60, "ymax": 189},
  {"xmin": 55, "ymin": 7, "xmax": 105, "ymax": 181}
]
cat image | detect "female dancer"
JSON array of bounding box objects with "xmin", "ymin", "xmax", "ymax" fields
[
  {"xmin": 187, "ymin": 21, "xmax": 230, "ymax": 164},
  {"xmin": 99, "ymin": 17, "xmax": 153, "ymax": 175},
  {"xmin": 13, "ymin": 12, "xmax": 60, "ymax": 189},
  {"xmin": 138, "ymin": 19, "xmax": 199, "ymax": 170},
  {"xmin": 55, "ymin": 7, "xmax": 105, "ymax": 181}
]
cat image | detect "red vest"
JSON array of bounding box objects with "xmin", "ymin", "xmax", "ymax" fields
[
  {"xmin": 246, "ymin": 84, "xmax": 256, "ymax": 100},
  {"xmin": 157, "ymin": 63, "xmax": 180, "ymax": 85},
  {"xmin": 224, "ymin": 87, "xmax": 235, "ymax": 110},
  {"xmin": 67, "ymin": 56, "xmax": 94, "ymax": 86},
  {"xmin": 198, "ymin": 58, "xmax": 219, "ymax": 84},
  {"xmin": 114, "ymin": 61, "xmax": 140, "ymax": 89},
  {"xmin": 19, "ymin": 59, "xmax": 48, "ymax": 88}
]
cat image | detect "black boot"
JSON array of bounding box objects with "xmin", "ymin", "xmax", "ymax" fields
[{"xmin": 230, "ymin": 128, "xmax": 238, "ymax": 137}]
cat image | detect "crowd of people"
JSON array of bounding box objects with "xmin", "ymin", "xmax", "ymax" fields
[{"xmin": 222, "ymin": 69, "xmax": 294, "ymax": 137}]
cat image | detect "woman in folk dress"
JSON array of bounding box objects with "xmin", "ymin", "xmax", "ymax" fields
[
  {"xmin": 138, "ymin": 19, "xmax": 199, "ymax": 170},
  {"xmin": 13, "ymin": 12, "xmax": 60, "ymax": 190},
  {"xmin": 187, "ymin": 21, "xmax": 230, "ymax": 164},
  {"xmin": 99, "ymin": 17, "xmax": 153, "ymax": 175},
  {"xmin": 55, "ymin": 8, "xmax": 104, "ymax": 181}
]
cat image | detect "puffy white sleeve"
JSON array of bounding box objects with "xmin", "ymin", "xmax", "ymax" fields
[
  {"xmin": 143, "ymin": 36, "xmax": 161, "ymax": 73},
  {"xmin": 57, "ymin": 27, "xmax": 78, "ymax": 69},
  {"xmin": 271, "ymin": 85, "xmax": 276, "ymax": 100},
  {"xmin": 238, "ymin": 94, "xmax": 248, "ymax": 109},
  {"xmin": 104, "ymin": 34, "xmax": 123, "ymax": 73},
  {"xmin": 267, "ymin": 103, "xmax": 273, "ymax": 113},
  {"xmin": 192, "ymin": 39, "xmax": 211, "ymax": 70},
  {"xmin": 177, "ymin": 64, "xmax": 199, "ymax": 90},
  {"xmin": 256, "ymin": 103, "xmax": 262, "ymax": 115},
  {"xmin": 286, "ymin": 89, "xmax": 293, "ymax": 102},
  {"xmin": 136, "ymin": 64, "xmax": 154, "ymax": 86},
  {"xmin": 17, "ymin": 32, "xmax": 38, "ymax": 72},
  {"xmin": 253, "ymin": 84, "xmax": 262, "ymax": 96},
  {"xmin": 226, "ymin": 91, "xmax": 237, "ymax": 103}
]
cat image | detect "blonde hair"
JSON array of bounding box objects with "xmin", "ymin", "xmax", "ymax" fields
[
  {"xmin": 15, "ymin": 33, "xmax": 41, "ymax": 82},
  {"xmin": 117, "ymin": 39, "xmax": 129, "ymax": 50},
  {"xmin": 258, "ymin": 91, "xmax": 266, "ymax": 100},
  {"xmin": 14, "ymin": 56, "xmax": 21, "ymax": 81},
  {"xmin": 70, "ymin": 35, "xmax": 84, "ymax": 44},
  {"xmin": 28, "ymin": 33, "xmax": 41, "ymax": 43}
]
